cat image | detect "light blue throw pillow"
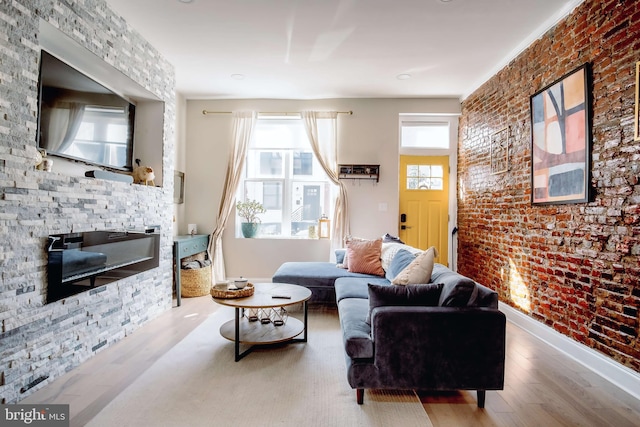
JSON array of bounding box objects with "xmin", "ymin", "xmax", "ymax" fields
[{"xmin": 385, "ymin": 248, "xmax": 417, "ymax": 282}]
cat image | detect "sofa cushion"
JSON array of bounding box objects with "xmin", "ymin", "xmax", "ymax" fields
[
  {"xmin": 469, "ymin": 282, "xmax": 499, "ymax": 308},
  {"xmin": 346, "ymin": 238, "xmax": 385, "ymax": 276},
  {"xmin": 392, "ymin": 246, "xmax": 437, "ymax": 285},
  {"xmin": 367, "ymin": 282, "xmax": 443, "ymax": 324},
  {"xmin": 380, "ymin": 242, "xmax": 422, "ymax": 272},
  {"xmin": 272, "ymin": 261, "xmax": 375, "ymax": 289},
  {"xmin": 338, "ymin": 297, "xmax": 374, "ymax": 359},
  {"xmin": 335, "ymin": 276, "xmax": 389, "ymax": 303},
  {"xmin": 435, "ymin": 272, "xmax": 476, "ymax": 307},
  {"xmin": 384, "ymin": 249, "xmax": 416, "ymax": 282},
  {"xmin": 335, "ymin": 248, "xmax": 346, "ymax": 265}
]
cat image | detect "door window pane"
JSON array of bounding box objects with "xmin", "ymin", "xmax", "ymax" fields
[{"xmin": 406, "ymin": 164, "xmax": 444, "ymax": 190}]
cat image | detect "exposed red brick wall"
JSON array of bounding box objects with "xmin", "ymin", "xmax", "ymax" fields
[{"xmin": 459, "ymin": 0, "xmax": 640, "ymax": 372}]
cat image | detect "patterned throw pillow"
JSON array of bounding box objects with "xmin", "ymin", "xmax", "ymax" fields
[
  {"xmin": 380, "ymin": 242, "xmax": 422, "ymax": 272},
  {"xmin": 392, "ymin": 246, "xmax": 438, "ymax": 285},
  {"xmin": 346, "ymin": 238, "xmax": 385, "ymax": 276}
]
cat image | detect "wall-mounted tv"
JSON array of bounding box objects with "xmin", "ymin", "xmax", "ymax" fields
[{"xmin": 36, "ymin": 50, "xmax": 135, "ymax": 171}]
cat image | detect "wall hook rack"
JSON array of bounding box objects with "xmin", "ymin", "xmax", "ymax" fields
[{"xmin": 338, "ymin": 164, "xmax": 379, "ymax": 182}]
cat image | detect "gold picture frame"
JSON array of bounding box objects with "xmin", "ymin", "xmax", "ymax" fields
[
  {"xmin": 635, "ymin": 61, "xmax": 640, "ymax": 141},
  {"xmin": 490, "ymin": 126, "xmax": 509, "ymax": 175}
]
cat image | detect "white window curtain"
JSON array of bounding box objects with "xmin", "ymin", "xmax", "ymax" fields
[
  {"xmin": 41, "ymin": 102, "xmax": 85, "ymax": 153},
  {"xmin": 208, "ymin": 111, "xmax": 257, "ymax": 283},
  {"xmin": 301, "ymin": 111, "xmax": 350, "ymax": 251}
]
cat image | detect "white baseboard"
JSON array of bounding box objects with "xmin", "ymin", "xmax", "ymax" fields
[{"xmin": 500, "ymin": 303, "xmax": 640, "ymax": 401}]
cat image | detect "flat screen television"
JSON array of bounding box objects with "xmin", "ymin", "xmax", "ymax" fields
[{"xmin": 36, "ymin": 50, "xmax": 135, "ymax": 171}]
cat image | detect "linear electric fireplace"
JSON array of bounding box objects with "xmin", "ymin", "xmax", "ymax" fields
[{"xmin": 46, "ymin": 230, "xmax": 160, "ymax": 303}]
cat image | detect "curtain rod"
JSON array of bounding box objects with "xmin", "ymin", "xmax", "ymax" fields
[{"xmin": 202, "ymin": 110, "xmax": 353, "ymax": 116}]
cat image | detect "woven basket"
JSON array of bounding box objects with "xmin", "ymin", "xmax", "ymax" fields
[
  {"xmin": 181, "ymin": 265, "xmax": 212, "ymax": 297},
  {"xmin": 211, "ymin": 283, "xmax": 254, "ymax": 299}
]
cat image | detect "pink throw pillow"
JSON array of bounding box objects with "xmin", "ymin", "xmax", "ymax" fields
[{"xmin": 346, "ymin": 238, "xmax": 385, "ymax": 276}]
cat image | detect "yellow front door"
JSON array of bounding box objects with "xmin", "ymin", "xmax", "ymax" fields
[{"xmin": 399, "ymin": 155, "xmax": 449, "ymax": 266}]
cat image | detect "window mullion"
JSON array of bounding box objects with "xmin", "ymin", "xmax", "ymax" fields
[{"xmin": 282, "ymin": 150, "xmax": 292, "ymax": 236}]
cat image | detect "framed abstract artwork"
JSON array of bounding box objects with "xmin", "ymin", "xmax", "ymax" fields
[{"xmin": 530, "ymin": 63, "xmax": 591, "ymax": 205}]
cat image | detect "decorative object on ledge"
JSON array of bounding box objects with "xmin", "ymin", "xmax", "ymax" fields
[
  {"xmin": 132, "ymin": 159, "xmax": 155, "ymax": 186},
  {"xmin": 530, "ymin": 63, "xmax": 592, "ymax": 205},
  {"xmin": 635, "ymin": 61, "xmax": 640, "ymax": 142},
  {"xmin": 318, "ymin": 214, "xmax": 330, "ymax": 239},
  {"xmin": 237, "ymin": 199, "xmax": 265, "ymax": 238},
  {"xmin": 338, "ymin": 164, "xmax": 379, "ymax": 182},
  {"xmin": 490, "ymin": 126, "xmax": 510, "ymax": 175}
]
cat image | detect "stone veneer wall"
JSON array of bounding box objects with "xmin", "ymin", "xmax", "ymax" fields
[
  {"xmin": 459, "ymin": 0, "xmax": 639, "ymax": 372},
  {"xmin": 0, "ymin": 1, "xmax": 175, "ymax": 402}
]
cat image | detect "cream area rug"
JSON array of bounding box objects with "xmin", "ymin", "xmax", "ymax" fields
[{"xmin": 87, "ymin": 306, "xmax": 432, "ymax": 427}]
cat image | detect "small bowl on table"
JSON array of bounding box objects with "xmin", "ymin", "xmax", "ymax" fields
[{"xmin": 234, "ymin": 277, "xmax": 248, "ymax": 289}]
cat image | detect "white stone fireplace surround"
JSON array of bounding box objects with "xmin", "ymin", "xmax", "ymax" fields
[{"xmin": 0, "ymin": 0, "xmax": 175, "ymax": 403}]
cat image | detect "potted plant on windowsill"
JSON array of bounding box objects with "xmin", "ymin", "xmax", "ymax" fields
[{"xmin": 236, "ymin": 199, "xmax": 266, "ymax": 238}]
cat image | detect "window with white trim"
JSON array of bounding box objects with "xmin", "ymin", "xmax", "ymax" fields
[
  {"xmin": 237, "ymin": 117, "xmax": 332, "ymax": 238},
  {"xmin": 400, "ymin": 120, "xmax": 450, "ymax": 149}
]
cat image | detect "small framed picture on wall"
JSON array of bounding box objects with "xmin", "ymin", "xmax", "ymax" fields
[
  {"xmin": 490, "ymin": 126, "xmax": 509, "ymax": 175},
  {"xmin": 530, "ymin": 63, "xmax": 592, "ymax": 205}
]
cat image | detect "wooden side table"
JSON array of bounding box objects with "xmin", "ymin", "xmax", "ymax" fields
[
  {"xmin": 173, "ymin": 234, "xmax": 209, "ymax": 306},
  {"xmin": 213, "ymin": 283, "xmax": 312, "ymax": 361}
]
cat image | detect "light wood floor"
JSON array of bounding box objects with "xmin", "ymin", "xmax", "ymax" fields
[{"xmin": 24, "ymin": 296, "xmax": 640, "ymax": 427}]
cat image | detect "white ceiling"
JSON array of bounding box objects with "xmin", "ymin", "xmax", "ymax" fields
[{"xmin": 104, "ymin": 0, "xmax": 582, "ymax": 100}]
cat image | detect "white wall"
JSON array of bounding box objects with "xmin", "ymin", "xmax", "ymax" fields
[
  {"xmin": 183, "ymin": 98, "xmax": 461, "ymax": 279},
  {"xmin": 173, "ymin": 93, "xmax": 187, "ymax": 235}
]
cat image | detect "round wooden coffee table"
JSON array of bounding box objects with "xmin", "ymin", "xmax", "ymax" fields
[{"xmin": 212, "ymin": 283, "xmax": 312, "ymax": 361}]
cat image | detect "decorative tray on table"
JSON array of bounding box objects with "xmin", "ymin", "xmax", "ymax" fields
[{"xmin": 210, "ymin": 283, "xmax": 254, "ymax": 299}]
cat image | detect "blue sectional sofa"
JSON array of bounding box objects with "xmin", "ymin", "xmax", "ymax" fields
[
  {"xmin": 272, "ymin": 260, "xmax": 383, "ymax": 304},
  {"xmin": 272, "ymin": 245, "xmax": 506, "ymax": 407}
]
